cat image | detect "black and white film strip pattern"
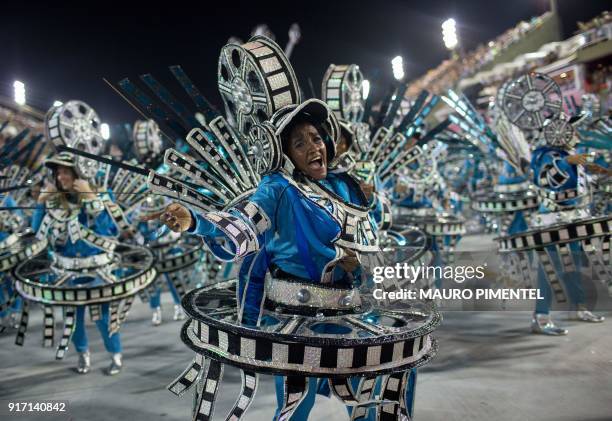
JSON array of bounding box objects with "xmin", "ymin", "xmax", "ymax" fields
[
  {"xmin": 278, "ymin": 376, "xmax": 309, "ymax": 421},
  {"xmin": 89, "ymin": 304, "xmax": 101, "ymax": 322},
  {"xmin": 203, "ymin": 211, "xmax": 259, "ymax": 259},
  {"xmin": 232, "ymin": 201, "xmax": 272, "ymax": 235},
  {"xmin": 350, "ymin": 377, "xmax": 379, "ymax": 420},
  {"xmin": 189, "ymin": 319, "xmax": 432, "ymax": 375},
  {"xmin": 15, "ymin": 266, "xmax": 156, "ymax": 306},
  {"xmin": 581, "ymin": 238, "xmax": 612, "ymax": 281},
  {"xmin": 0, "ymin": 238, "xmax": 47, "ymax": 272},
  {"xmin": 378, "ymin": 371, "xmax": 409, "ymax": 421},
  {"xmin": 422, "ymin": 221, "xmax": 465, "ymax": 236},
  {"xmin": 148, "ymin": 172, "xmax": 220, "ymax": 213},
  {"xmin": 0, "ymin": 291, "xmax": 17, "ymax": 314},
  {"xmin": 208, "ymin": 117, "xmax": 259, "ymax": 189},
  {"xmin": 164, "ymin": 146, "xmax": 234, "ymax": 204},
  {"xmin": 118, "ymin": 295, "xmax": 135, "ymax": 324},
  {"xmin": 472, "ymin": 195, "xmax": 539, "ymax": 213},
  {"xmin": 377, "ymin": 196, "xmax": 393, "ymax": 231},
  {"xmin": 167, "ymin": 354, "xmax": 205, "ymax": 397},
  {"xmin": 193, "ymin": 359, "xmax": 224, "ymax": 421},
  {"xmin": 14, "ymin": 299, "xmax": 29, "ymax": 346},
  {"xmin": 517, "ymin": 252, "xmax": 534, "ymax": 287},
  {"xmin": 498, "ymin": 216, "xmax": 610, "ymax": 252},
  {"xmin": 538, "ymin": 249, "xmax": 567, "ymax": 303},
  {"xmin": 330, "ymin": 377, "xmax": 360, "ymax": 405},
  {"xmin": 365, "ymin": 127, "xmax": 391, "ymax": 162},
  {"xmin": 42, "ymin": 306, "xmax": 54, "ymax": 348},
  {"xmin": 155, "ymin": 245, "xmax": 202, "ymax": 273},
  {"xmin": 226, "ymin": 370, "xmax": 258, "ymax": 421},
  {"xmin": 55, "ymin": 306, "xmax": 76, "ymax": 360},
  {"xmin": 556, "ymin": 244, "xmax": 576, "ymax": 273},
  {"xmin": 108, "ymin": 300, "xmax": 121, "ymax": 335},
  {"xmin": 167, "ymin": 272, "xmax": 187, "ymax": 299}
]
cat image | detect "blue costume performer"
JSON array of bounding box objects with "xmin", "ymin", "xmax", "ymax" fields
[
  {"xmin": 11, "ymin": 101, "xmax": 156, "ymax": 375},
  {"xmin": 493, "ymin": 73, "xmax": 609, "ymax": 334},
  {"xmin": 63, "ymin": 37, "xmax": 438, "ymax": 420}
]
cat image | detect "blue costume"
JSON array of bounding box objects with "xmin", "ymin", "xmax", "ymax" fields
[
  {"xmin": 32, "ymin": 197, "xmax": 121, "ymax": 355},
  {"xmin": 0, "ymin": 194, "xmax": 23, "ymax": 320},
  {"xmin": 189, "ymin": 170, "xmax": 413, "ymax": 421},
  {"xmin": 530, "ymin": 147, "xmax": 587, "ymax": 316}
]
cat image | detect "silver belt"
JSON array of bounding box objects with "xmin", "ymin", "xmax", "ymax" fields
[
  {"xmin": 52, "ymin": 252, "xmax": 114, "ymax": 270},
  {"xmin": 266, "ymin": 278, "xmax": 361, "ymax": 310}
]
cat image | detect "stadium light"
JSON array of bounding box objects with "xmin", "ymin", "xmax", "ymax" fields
[
  {"xmin": 101, "ymin": 123, "xmax": 110, "ymax": 140},
  {"xmin": 53, "ymin": 100, "xmax": 63, "ymax": 107},
  {"xmin": 442, "ymin": 18, "xmax": 458, "ymax": 50},
  {"xmin": 362, "ymin": 79, "xmax": 371, "ymax": 100},
  {"xmin": 13, "ymin": 81, "xmax": 26, "ymax": 106},
  {"xmin": 391, "ymin": 56, "xmax": 404, "ymax": 81}
]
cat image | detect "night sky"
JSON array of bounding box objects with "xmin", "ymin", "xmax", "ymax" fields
[{"xmin": 1, "ymin": 0, "xmax": 609, "ymax": 126}]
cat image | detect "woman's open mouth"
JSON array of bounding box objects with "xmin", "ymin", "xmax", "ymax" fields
[{"xmin": 308, "ymin": 156, "xmax": 324, "ymax": 170}]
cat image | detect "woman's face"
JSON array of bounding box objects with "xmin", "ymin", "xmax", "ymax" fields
[
  {"xmin": 286, "ymin": 122, "xmax": 327, "ymax": 180},
  {"xmin": 56, "ymin": 166, "xmax": 76, "ymax": 191}
]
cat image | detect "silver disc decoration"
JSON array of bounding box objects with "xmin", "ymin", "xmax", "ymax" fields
[
  {"xmin": 45, "ymin": 100, "xmax": 105, "ymax": 179},
  {"xmin": 321, "ymin": 64, "xmax": 365, "ymax": 123},
  {"xmin": 217, "ymin": 36, "xmax": 301, "ymax": 137},
  {"xmin": 246, "ymin": 122, "xmax": 283, "ymax": 175},
  {"xmin": 501, "ymin": 73, "xmax": 562, "ymax": 130},
  {"xmin": 543, "ymin": 116, "xmax": 577, "ymax": 149},
  {"xmin": 133, "ymin": 120, "xmax": 163, "ymax": 163}
]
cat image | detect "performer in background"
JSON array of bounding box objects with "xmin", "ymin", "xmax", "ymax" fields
[{"xmin": 33, "ymin": 152, "xmax": 123, "ymax": 374}]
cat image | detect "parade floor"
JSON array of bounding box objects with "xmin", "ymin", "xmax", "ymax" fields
[{"xmin": 1, "ymin": 235, "xmax": 611, "ymax": 420}]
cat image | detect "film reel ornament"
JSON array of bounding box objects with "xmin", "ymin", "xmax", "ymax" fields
[
  {"xmin": 169, "ymin": 281, "xmax": 440, "ymax": 421},
  {"xmin": 12, "ymin": 244, "xmax": 157, "ymax": 357},
  {"xmin": 501, "ymin": 73, "xmax": 562, "ymax": 130},
  {"xmin": 543, "ymin": 116, "xmax": 578, "ymax": 149},
  {"xmin": 322, "ymin": 64, "xmax": 366, "ymax": 123},
  {"xmin": 246, "ymin": 122, "xmax": 284, "ymax": 175},
  {"xmin": 133, "ymin": 119, "xmax": 163, "ymax": 163},
  {"xmin": 217, "ymin": 36, "xmax": 301, "ymax": 137},
  {"xmin": 45, "ymin": 100, "xmax": 105, "ymax": 179}
]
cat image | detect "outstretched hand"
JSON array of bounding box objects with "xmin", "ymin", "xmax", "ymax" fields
[{"xmin": 141, "ymin": 202, "xmax": 193, "ymax": 233}]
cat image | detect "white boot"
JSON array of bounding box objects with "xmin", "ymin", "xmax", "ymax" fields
[
  {"xmin": 77, "ymin": 351, "xmax": 91, "ymax": 374},
  {"xmin": 173, "ymin": 305, "xmax": 186, "ymax": 321},
  {"xmin": 151, "ymin": 307, "xmax": 162, "ymax": 326},
  {"xmin": 108, "ymin": 353, "xmax": 122, "ymax": 376}
]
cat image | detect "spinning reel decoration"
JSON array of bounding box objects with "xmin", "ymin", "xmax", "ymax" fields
[
  {"xmin": 501, "ymin": 73, "xmax": 562, "ymax": 131},
  {"xmin": 322, "ymin": 64, "xmax": 366, "ymax": 123},
  {"xmin": 217, "ymin": 36, "xmax": 301, "ymax": 137},
  {"xmin": 45, "ymin": 100, "xmax": 105, "ymax": 179}
]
